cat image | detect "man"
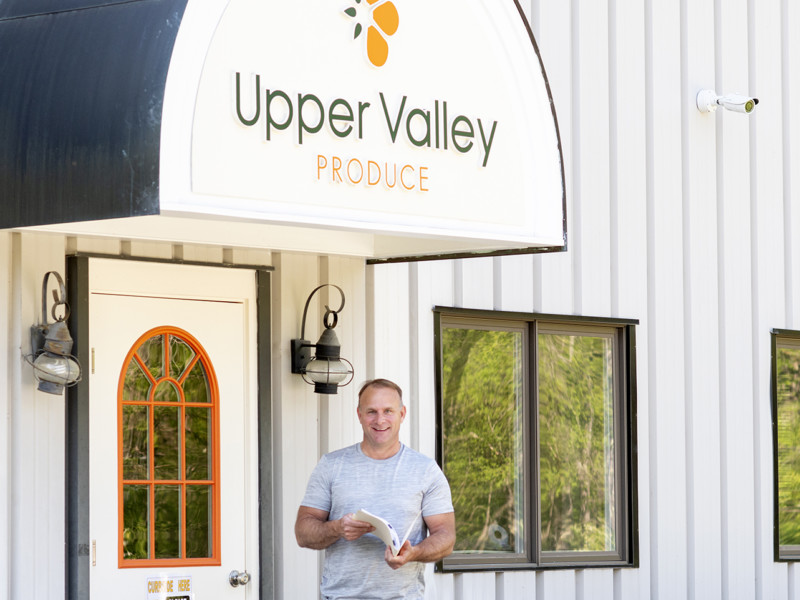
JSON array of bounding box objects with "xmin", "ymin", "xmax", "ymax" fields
[{"xmin": 295, "ymin": 378, "xmax": 455, "ymax": 600}]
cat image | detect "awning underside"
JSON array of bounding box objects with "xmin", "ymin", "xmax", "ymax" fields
[{"xmin": 0, "ymin": 0, "xmax": 187, "ymax": 229}]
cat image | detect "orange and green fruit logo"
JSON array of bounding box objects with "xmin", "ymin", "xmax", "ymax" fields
[{"xmin": 344, "ymin": 0, "xmax": 399, "ymax": 67}]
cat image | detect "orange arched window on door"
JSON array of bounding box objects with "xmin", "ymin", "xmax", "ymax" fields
[{"xmin": 117, "ymin": 326, "xmax": 221, "ymax": 568}]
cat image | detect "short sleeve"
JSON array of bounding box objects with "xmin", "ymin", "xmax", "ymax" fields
[
  {"xmin": 300, "ymin": 454, "xmax": 334, "ymax": 513},
  {"xmin": 421, "ymin": 462, "xmax": 454, "ymax": 517}
]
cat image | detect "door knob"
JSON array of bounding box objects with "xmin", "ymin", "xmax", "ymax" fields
[{"xmin": 229, "ymin": 570, "xmax": 251, "ymax": 587}]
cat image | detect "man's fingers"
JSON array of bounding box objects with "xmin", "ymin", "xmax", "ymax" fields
[
  {"xmin": 340, "ymin": 513, "xmax": 375, "ymax": 540},
  {"xmin": 347, "ymin": 514, "xmax": 374, "ymax": 530}
]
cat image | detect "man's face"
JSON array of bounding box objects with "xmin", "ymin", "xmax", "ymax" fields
[{"xmin": 357, "ymin": 386, "xmax": 406, "ymax": 451}]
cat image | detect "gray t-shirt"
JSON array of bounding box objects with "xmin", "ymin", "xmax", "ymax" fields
[{"xmin": 300, "ymin": 443, "xmax": 454, "ymax": 600}]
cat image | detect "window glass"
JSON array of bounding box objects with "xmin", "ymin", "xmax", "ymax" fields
[
  {"xmin": 122, "ymin": 359, "xmax": 150, "ymax": 403},
  {"xmin": 538, "ymin": 331, "xmax": 617, "ymax": 553},
  {"xmin": 138, "ymin": 334, "xmax": 164, "ymax": 379},
  {"xmin": 169, "ymin": 336, "xmax": 195, "ymax": 380},
  {"xmin": 153, "ymin": 405, "xmax": 181, "ymax": 480},
  {"xmin": 122, "ymin": 404, "xmax": 149, "ymax": 480},
  {"xmin": 154, "ymin": 485, "xmax": 181, "ymax": 558},
  {"xmin": 186, "ymin": 407, "xmax": 211, "ymax": 481},
  {"xmin": 187, "ymin": 485, "xmax": 212, "ymax": 558},
  {"xmin": 442, "ymin": 325, "xmax": 526, "ymax": 555},
  {"xmin": 776, "ymin": 338, "xmax": 800, "ymax": 550},
  {"xmin": 184, "ymin": 362, "xmax": 210, "ymax": 403},
  {"xmin": 154, "ymin": 380, "xmax": 180, "ymax": 403},
  {"xmin": 123, "ymin": 485, "xmax": 149, "ymax": 559}
]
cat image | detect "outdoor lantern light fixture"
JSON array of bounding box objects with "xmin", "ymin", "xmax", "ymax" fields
[
  {"xmin": 26, "ymin": 271, "xmax": 82, "ymax": 395},
  {"xmin": 291, "ymin": 284, "xmax": 354, "ymax": 395}
]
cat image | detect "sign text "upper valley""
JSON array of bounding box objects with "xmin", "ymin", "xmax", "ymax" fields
[{"xmin": 234, "ymin": 73, "xmax": 499, "ymax": 167}]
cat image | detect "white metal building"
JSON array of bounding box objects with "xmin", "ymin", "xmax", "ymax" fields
[{"xmin": 1, "ymin": 0, "xmax": 799, "ymax": 599}]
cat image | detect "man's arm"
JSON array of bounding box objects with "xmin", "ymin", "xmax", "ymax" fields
[
  {"xmin": 384, "ymin": 511, "xmax": 455, "ymax": 570},
  {"xmin": 295, "ymin": 506, "xmax": 375, "ymax": 550}
]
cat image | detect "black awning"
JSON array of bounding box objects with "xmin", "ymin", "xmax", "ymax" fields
[{"xmin": 0, "ymin": 0, "xmax": 188, "ymax": 229}]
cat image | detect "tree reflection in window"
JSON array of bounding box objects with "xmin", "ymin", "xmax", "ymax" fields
[
  {"xmin": 438, "ymin": 312, "xmax": 635, "ymax": 569},
  {"xmin": 775, "ymin": 336, "xmax": 800, "ymax": 554},
  {"xmin": 118, "ymin": 327, "xmax": 218, "ymax": 565},
  {"xmin": 442, "ymin": 324, "xmax": 525, "ymax": 555}
]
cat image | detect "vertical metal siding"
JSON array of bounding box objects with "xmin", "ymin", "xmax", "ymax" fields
[{"xmin": 0, "ymin": 232, "xmax": 11, "ymax": 600}]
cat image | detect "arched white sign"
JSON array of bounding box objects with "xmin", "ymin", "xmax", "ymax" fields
[{"xmin": 161, "ymin": 0, "xmax": 565, "ymax": 260}]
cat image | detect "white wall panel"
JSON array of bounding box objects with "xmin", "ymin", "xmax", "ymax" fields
[
  {"xmin": 537, "ymin": 568, "xmax": 576, "ymax": 598},
  {"xmin": 578, "ymin": 569, "xmax": 614, "ymax": 600},
  {"xmin": 789, "ymin": 0, "xmax": 800, "ymax": 332},
  {"xmin": 535, "ymin": 0, "xmax": 575, "ymax": 316},
  {"xmin": 182, "ymin": 243, "xmax": 225, "ymax": 263},
  {"xmin": 428, "ymin": 569, "xmax": 456, "ymax": 600},
  {"xmin": 411, "ymin": 260, "xmax": 455, "ymax": 459},
  {"xmin": 717, "ymin": 0, "xmax": 757, "ymax": 596},
  {"xmin": 368, "ymin": 261, "xmax": 413, "ymax": 448},
  {"xmin": 70, "ymin": 235, "xmax": 122, "ymax": 256},
  {"xmin": 611, "ymin": 0, "xmax": 649, "ymax": 595},
  {"xmin": 0, "ymin": 231, "xmax": 10, "ymax": 600},
  {"xmin": 751, "ymin": 0, "xmax": 789, "ymax": 596},
  {"xmin": 369, "ymin": 261, "xmax": 410, "ymax": 384},
  {"xmin": 126, "ymin": 239, "xmax": 172, "ymax": 259},
  {"xmin": 319, "ymin": 256, "xmax": 365, "ymax": 455},
  {"xmin": 273, "ymin": 252, "xmax": 327, "ymax": 600},
  {"xmin": 614, "ymin": 566, "xmax": 645, "ymax": 600},
  {"xmin": 790, "ymin": 564, "xmax": 800, "ymax": 599},
  {"xmin": 647, "ymin": 0, "xmax": 688, "ymax": 595},
  {"xmin": 496, "ymin": 570, "xmax": 536, "ymax": 599},
  {"xmin": 454, "ymin": 572, "xmax": 495, "ymax": 600},
  {"xmin": 458, "ymin": 257, "xmax": 494, "ymax": 310},
  {"xmin": 229, "ymin": 247, "xmax": 272, "ymax": 267},
  {"xmin": 574, "ymin": 0, "xmax": 611, "ymax": 318},
  {"xmin": 10, "ymin": 233, "xmax": 67, "ymax": 600},
  {"xmin": 683, "ymin": 0, "xmax": 724, "ymax": 597},
  {"xmin": 496, "ymin": 254, "xmax": 535, "ymax": 313}
]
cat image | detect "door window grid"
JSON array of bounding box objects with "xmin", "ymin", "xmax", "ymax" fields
[{"xmin": 117, "ymin": 326, "xmax": 221, "ymax": 567}]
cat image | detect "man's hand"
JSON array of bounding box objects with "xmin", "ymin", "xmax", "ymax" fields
[
  {"xmin": 383, "ymin": 512, "xmax": 456, "ymax": 569},
  {"xmin": 384, "ymin": 540, "xmax": 416, "ymax": 569},
  {"xmin": 295, "ymin": 506, "xmax": 375, "ymax": 550},
  {"xmin": 340, "ymin": 513, "xmax": 375, "ymax": 541}
]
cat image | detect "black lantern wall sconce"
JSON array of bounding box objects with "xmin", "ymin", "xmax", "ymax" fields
[
  {"xmin": 291, "ymin": 284, "xmax": 354, "ymax": 394},
  {"xmin": 26, "ymin": 271, "xmax": 82, "ymax": 395}
]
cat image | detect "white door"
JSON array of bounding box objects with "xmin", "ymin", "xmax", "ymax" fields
[{"xmin": 87, "ymin": 258, "xmax": 259, "ymax": 599}]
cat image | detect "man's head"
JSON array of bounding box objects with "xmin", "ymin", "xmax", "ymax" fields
[
  {"xmin": 357, "ymin": 378, "xmax": 403, "ymax": 407},
  {"xmin": 357, "ymin": 379, "xmax": 406, "ymax": 457}
]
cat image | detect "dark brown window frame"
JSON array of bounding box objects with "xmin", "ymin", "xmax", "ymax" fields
[
  {"xmin": 771, "ymin": 328, "xmax": 800, "ymax": 562},
  {"xmin": 434, "ymin": 306, "xmax": 639, "ymax": 572}
]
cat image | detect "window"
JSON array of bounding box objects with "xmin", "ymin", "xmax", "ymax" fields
[
  {"xmin": 434, "ymin": 308, "xmax": 638, "ymax": 570},
  {"xmin": 772, "ymin": 329, "xmax": 800, "ymax": 561},
  {"xmin": 118, "ymin": 326, "xmax": 221, "ymax": 567}
]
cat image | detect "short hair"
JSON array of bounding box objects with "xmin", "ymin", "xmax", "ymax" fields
[{"xmin": 358, "ymin": 378, "xmax": 403, "ymax": 406}]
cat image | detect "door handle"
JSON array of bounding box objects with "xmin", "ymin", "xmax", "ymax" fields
[{"xmin": 229, "ymin": 570, "xmax": 251, "ymax": 587}]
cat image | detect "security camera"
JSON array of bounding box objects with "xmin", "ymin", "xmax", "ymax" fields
[
  {"xmin": 697, "ymin": 89, "xmax": 759, "ymax": 114},
  {"xmin": 716, "ymin": 94, "xmax": 759, "ymax": 113}
]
